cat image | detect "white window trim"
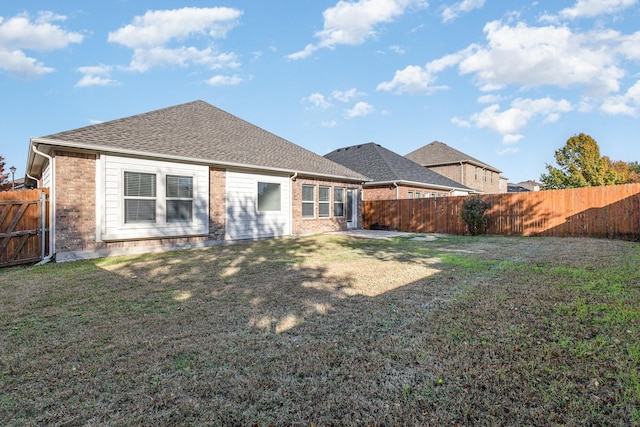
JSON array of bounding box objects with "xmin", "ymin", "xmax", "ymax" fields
[
  {"xmin": 318, "ymin": 185, "xmax": 331, "ymax": 218},
  {"xmin": 302, "ymin": 184, "xmax": 316, "ymax": 218},
  {"xmin": 100, "ymin": 156, "xmax": 208, "ymax": 241}
]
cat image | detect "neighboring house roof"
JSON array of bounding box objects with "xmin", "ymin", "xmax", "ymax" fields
[
  {"xmin": 507, "ymin": 184, "xmax": 531, "ymax": 192},
  {"xmin": 324, "ymin": 142, "xmax": 472, "ymax": 192},
  {"xmin": 517, "ymin": 180, "xmax": 541, "ymax": 191},
  {"xmin": 28, "ymin": 100, "xmax": 367, "ymax": 182},
  {"xmin": 405, "ymin": 140, "xmax": 502, "ymax": 173}
]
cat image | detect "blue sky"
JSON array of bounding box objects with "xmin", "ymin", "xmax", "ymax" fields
[{"xmin": 2, "ymin": 0, "xmax": 639, "ymax": 183}]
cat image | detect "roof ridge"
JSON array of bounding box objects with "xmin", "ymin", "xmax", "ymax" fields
[{"xmin": 372, "ymin": 143, "xmax": 403, "ymax": 181}]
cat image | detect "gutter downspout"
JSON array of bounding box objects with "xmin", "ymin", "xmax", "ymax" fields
[
  {"xmin": 30, "ymin": 141, "xmax": 55, "ymax": 265},
  {"xmin": 289, "ymin": 172, "xmax": 298, "ymax": 236},
  {"xmin": 393, "ymin": 182, "xmax": 399, "ymax": 200}
]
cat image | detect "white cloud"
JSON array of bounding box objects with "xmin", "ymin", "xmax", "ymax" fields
[
  {"xmin": 477, "ymin": 94, "xmax": 502, "ymax": 103},
  {"xmin": 458, "ymin": 21, "xmax": 625, "ymax": 97},
  {"xmin": 465, "ymin": 97, "xmax": 572, "ymax": 142},
  {"xmin": 451, "ymin": 117, "xmax": 471, "ymax": 127},
  {"xmin": 618, "ymin": 31, "xmax": 640, "ymax": 60},
  {"xmin": 541, "ymin": 0, "xmax": 638, "ymax": 22},
  {"xmin": 108, "ymin": 7, "xmax": 242, "ymax": 72},
  {"xmin": 305, "ymin": 93, "xmax": 333, "ymax": 110},
  {"xmin": 376, "ymin": 64, "xmax": 438, "ymax": 93},
  {"xmin": 108, "ymin": 7, "xmax": 241, "ymax": 49},
  {"xmin": 441, "ymin": 0, "xmax": 486, "ymax": 23},
  {"xmin": 75, "ymin": 65, "xmax": 119, "ymax": 87},
  {"xmin": 0, "ymin": 11, "xmax": 83, "ymax": 79},
  {"xmin": 503, "ymin": 134, "xmax": 524, "ymax": 144},
  {"xmin": 601, "ymin": 80, "xmax": 640, "ymax": 116},
  {"xmin": 288, "ymin": 0, "xmax": 422, "ymax": 60},
  {"xmin": 322, "ymin": 120, "xmax": 338, "ymax": 128},
  {"xmin": 345, "ymin": 101, "xmax": 374, "ymax": 118},
  {"xmin": 376, "ymin": 51, "xmax": 465, "ymax": 93},
  {"xmin": 380, "ymin": 20, "xmax": 630, "ymax": 97},
  {"xmin": 332, "ymin": 88, "xmax": 365, "ymax": 102},
  {"xmin": 206, "ymin": 74, "xmax": 243, "ymax": 86},
  {"xmin": 128, "ymin": 47, "xmax": 239, "ymax": 72}
]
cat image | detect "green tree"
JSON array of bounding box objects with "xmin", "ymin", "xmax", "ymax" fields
[
  {"xmin": 540, "ymin": 133, "xmax": 623, "ymax": 189},
  {"xmin": 0, "ymin": 156, "xmax": 12, "ymax": 191},
  {"xmin": 628, "ymin": 161, "xmax": 640, "ymax": 183}
]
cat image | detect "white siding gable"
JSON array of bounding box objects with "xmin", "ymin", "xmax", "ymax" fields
[{"xmin": 226, "ymin": 170, "xmax": 291, "ymax": 240}]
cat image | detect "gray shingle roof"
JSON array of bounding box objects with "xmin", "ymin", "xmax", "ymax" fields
[
  {"xmin": 38, "ymin": 100, "xmax": 367, "ymax": 181},
  {"xmin": 325, "ymin": 142, "xmax": 472, "ymax": 191},
  {"xmin": 405, "ymin": 141, "xmax": 501, "ymax": 173}
]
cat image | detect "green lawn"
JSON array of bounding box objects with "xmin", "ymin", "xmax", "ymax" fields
[{"xmin": 1, "ymin": 234, "xmax": 638, "ymax": 426}]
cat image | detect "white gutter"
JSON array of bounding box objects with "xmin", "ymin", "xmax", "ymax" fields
[
  {"xmin": 31, "ymin": 137, "xmax": 370, "ymax": 184},
  {"xmin": 29, "ymin": 140, "xmax": 55, "ymax": 265},
  {"xmin": 289, "ymin": 172, "xmax": 298, "ymax": 236},
  {"xmin": 370, "ymin": 180, "xmax": 472, "ymax": 193}
]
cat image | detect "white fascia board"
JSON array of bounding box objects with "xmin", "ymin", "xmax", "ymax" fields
[{"xmin": 30, "ymin": 137, "xmax": 368, "ymax": 183}]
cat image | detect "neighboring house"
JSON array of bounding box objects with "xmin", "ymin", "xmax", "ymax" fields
[
  {"xmin": 517, "ymin": 180, "xmax": 541, "ymax": 191},
  {"xmin": 324, "ymin": 142, "xmax": 472, "ymax": 200},
  {"xmin": 507, "ymin": 180, "xmax": 541, "ymax": 192},
  {"xmin": 25, "ymin": 100, "xmax": 367, "ymax": 262},
  {"xmin": 498, "ymin": 176, "xmax": 509, "ymax": 193},
  {"xmin": 405, "ymin": 141, "xmax": 502, "ymax": 193}
]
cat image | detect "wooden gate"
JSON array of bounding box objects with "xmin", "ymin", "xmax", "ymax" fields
[{"xmin": 0, "ymin": 189, "xmax": 49, "ymax": 267}]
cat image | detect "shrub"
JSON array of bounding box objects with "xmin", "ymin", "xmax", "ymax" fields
[{"xmin": 461, "ymin": 197, "xmax": 490, "ymax": 235}]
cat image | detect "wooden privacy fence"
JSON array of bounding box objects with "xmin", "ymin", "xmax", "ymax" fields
[
  {"xmin": 363, "ymin": 183, "xmax": 640, "ymax": 240},
  {"xmin": 0, "ymin": 188, "xmax": 49, "ymax": 267}
]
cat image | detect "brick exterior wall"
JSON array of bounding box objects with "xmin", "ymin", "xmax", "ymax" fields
[
  {"xmin": 291, "ymin": 177, "xmax": 361, "ymax": 235},
  {"xmin": 54, "ymin": 151, "xmax": 100, "ymax": 254},
  {"xmin": 53, "ymin": 151, "xmax": 221, "ymax": 259},
  {"xmin": 209, "ymin": 167, "xmax": 226, "ymax": 240},
  {"xmin": 363, "ymin": 185, "xmax": 450, "ymax": 200},
  {"xmin": 428, "ymin": 163, "xmax": 501, "ymax": 193}
]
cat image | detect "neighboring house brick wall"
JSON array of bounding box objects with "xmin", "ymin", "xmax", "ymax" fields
[
  {"xmin": 428, "ymin": 163, "xmax": 501, "ymax": 193},
  {"xmin": 364, "ymin": 185, "xmax": 450, "ymax": 200},
  {"xmin": 292, "ymin": 177, "xmax": 358, "ymax": 235},
  {"xmin": 209, "ymin": 167, "xmax": 226, "ymax": 240}
]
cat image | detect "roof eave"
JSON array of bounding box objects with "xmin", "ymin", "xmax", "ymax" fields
[
  {"xmin": 30, "ymin": 137, "xmax": 370, "ymax": 183},
  {"xmin": 365, "ymin": 180, "xmax": 472, "ymax": 192}
]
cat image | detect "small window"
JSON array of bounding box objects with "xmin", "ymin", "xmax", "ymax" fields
[
  {"xmin": 416, "ymin": 191, "xmax": 421, "ymax": 198},
  {"xmin": 258, "ymin": 182, "xmax": 281, "ymax": 212},
  {"xmin": 166, "ymin": 175, "xmax": 193, "ymax": 222},
  {"xmin": 333, "ymin": 187, "xmax": 345, "ymax": 217},
  {"xmin": 302, "ymin": 185, "xmax": 315, "ymax": 218},
  {"xmin": 319, "ymin": 186, "xmax": 330, "ymax": 217},
  {"xmin": 474, "ymin": 167, "xmax": 479, "ymax": 181},
  {"xmin": 408, "ymin": 191, "xmax": 414, "ymax": 199},
  {"xmin": 124, "ymin": 172, "xmax": 156, "ymax": 223},
  {"xmin": 483, "ymin": 169, "xmax": 487, "ymax": 182}
]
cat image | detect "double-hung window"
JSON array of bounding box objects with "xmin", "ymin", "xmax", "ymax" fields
[
  {"xmin": 319, "ymin": 186, "xmax": 330, "ymax": 217},
  {"xmin": 333, "ymin": 187, "xmax": 345, "ymax": 217},
  {"xmin": 166, "ymin": 175, "xmax": 193, "ymax": 222},
  {"xmin": 124, "ymin": 172, "xmax": 156, "ymax": 223},
  {"xmin": 302, "ymin": 185, "xmax": 315, "ymax": 218}
]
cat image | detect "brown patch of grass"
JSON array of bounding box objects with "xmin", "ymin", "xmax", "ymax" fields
[{"xmin": 1, "ymin": 234, "xmax": 638, "ymax": 425}]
